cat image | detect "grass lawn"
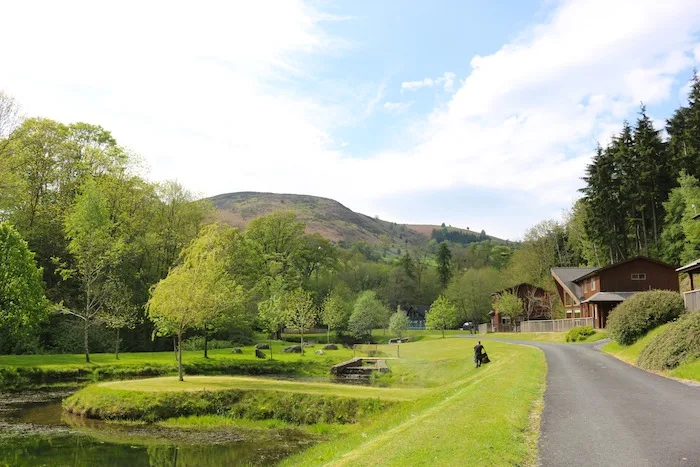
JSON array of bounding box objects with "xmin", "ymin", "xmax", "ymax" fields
[
  {"xmin": 281, "ymin": 337, "xmax": 547, "ymax": 466},
  {"xmin": 480, "ymin": 332, "xmax": 567, "ymax": 343},
  {"xmin": 99, "ymin": 375, "xmax": 425, "ymax": 401},
  {"xmin": 479, "ymin": 330, "xmax": 608, "ymax": 344},
  {"xmin": 0, "ymin": 342, "xmax": 355, "ymax": 369}
]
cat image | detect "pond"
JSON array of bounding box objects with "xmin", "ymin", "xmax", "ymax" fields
[{"xmin": 0, "ymin": 389, "xmax": 314, "ymax": 466}]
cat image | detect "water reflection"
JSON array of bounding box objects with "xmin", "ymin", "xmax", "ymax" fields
[{"xmin": 0, "ymin": 391, "xmax": 314, "ymax": 466}]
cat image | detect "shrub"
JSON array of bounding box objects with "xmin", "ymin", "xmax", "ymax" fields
[
  {"xmin": 607, "ymin": 290, "xmax": 685, "ymax": 346},
  {"xmin": 566, "ymin": 326, "xmax": 595, "ymax": 342},
  {"xmin": 637, "ymin": 312, "xmax": 700, "ymax": 371},
  {"xmin": 182, "ymin": 337, "xmax": 232, "ymax": 351}
]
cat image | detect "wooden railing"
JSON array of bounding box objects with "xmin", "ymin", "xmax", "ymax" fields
[
  {"xmin": 520, "ymin": 318, "xmax": 594, "ymax": 333},
  {"xmin": 684, "ymin": 290, "xmax": 700, "ymax": 312}
]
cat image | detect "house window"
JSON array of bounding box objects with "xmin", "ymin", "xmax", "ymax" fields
[
  {"xmin": 591, "ymin": 279, "xmax": 596, "ymax": 291},
  {"xmin": 584, "ymin": 281, "xmax": 588, "ymax": 292},
  {"xmin": 501, "ymin": 316, "xmax": 511, "ymax": 325},
  {"xmin": 631, "ymin": 273, "xmax": 647, "ymax": 281}
]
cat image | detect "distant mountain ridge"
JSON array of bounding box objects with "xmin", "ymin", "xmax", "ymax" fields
[{"xmin": 209, "ymin": 191, "xmax": 500, "ymax": 245}]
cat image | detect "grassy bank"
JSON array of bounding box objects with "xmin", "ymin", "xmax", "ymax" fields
[
  {"xmin": 64, "ymin": 382, "xmax": 393, "ymax": 424},
  {"xmin": 282, "ymin": 338, "xmax": 547, "ymax": 466},
  {"xmin": 602, "ymin": 324, "xmax": 700, "ymax": 383}
]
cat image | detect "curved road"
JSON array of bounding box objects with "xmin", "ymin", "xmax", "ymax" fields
[{"xmin": 530, "ymin": 341, "xmax": 700, "ymax": 467}]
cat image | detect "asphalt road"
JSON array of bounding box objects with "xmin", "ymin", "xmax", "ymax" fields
[{"xmin": 532, "ymin": 341, "xmax": 700, "ymax": 467}]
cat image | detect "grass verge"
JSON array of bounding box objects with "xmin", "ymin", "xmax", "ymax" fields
[{"xmin": 602, "ymin": 323, "xmax": 700, "ymax": 384}]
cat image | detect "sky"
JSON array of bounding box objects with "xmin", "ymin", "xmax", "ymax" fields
[{"xmin": 2, "ymin": 0, "xmax": 700, "ymax": 240}]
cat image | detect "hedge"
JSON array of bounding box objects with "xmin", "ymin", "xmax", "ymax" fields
[
  {"xmin": 637, "ymin": 311, "xmax": 700, "ymax": 371},
  {"xmin": 607, "ymin": 290, "xmax": 685, "ymax": 346}
]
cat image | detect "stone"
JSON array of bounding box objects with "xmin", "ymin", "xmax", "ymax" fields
[
  {"xmin": 255, "ymin": 349, "xmax": 266, "ymax": 359},
  {"xmin": 322, "ymin": 344, "xmax": 338, "ymax": 350},
  {"xmin": 231, "ymin": 348, "xmax": 243, "ymax": 354},
  {"xmin": 283, "ymin": 345, "xmax": 302, "ymax": 353},
  {"xmin": 302, "ymin": 341, "xmax": 314, "ymax": 347},
  {"xmin": 315, "ymin": 350, "xmax": 324, "ymax": 355},
  {"xmin": 254, "ymin": 343, "xmax": 270, "ymax": 350}
]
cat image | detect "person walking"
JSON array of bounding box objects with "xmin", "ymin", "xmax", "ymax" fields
[{"xmin": 474, "ymin": 341, "xmax": 485, "ymax": 368}]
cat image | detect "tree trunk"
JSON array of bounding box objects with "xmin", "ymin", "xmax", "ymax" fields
[
  {"xmin": 115, "ymin": 328, "xmax": 120, "ymax": 360},
  {"xmin": 397, "ymin": 343, "xmax": 400, "ymax": 358},
  {"xmin": 327, "ymin": 327, "xmax": 331, "ymax": 345},
  {"xmin": 300, "ymin": 331, "xmax": 304, "ymax": 354},
  {"xmin": 203, "ymin": 325, "xmax": 209, "ymax": 359},
  {"xmin": 84, "ymin": 320, "xmax": 90, "ymax": 363},
  {"xmin": 178, "ymin": 332, "xmax": 184, "ymax": 382}
]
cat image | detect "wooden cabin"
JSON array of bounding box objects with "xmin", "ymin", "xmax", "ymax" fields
[{"xmin": 552, "ymin": 256, "xmax": 679, "ymax": 328}]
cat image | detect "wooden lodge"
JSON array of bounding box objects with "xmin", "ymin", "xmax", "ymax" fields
[
  {"xmin": 489, "ymin": 283, "xmax": 553, "ymax": 332},
  {"xmin": 552, "ymin": 256, "xmax": 679, "ymax": 329}
]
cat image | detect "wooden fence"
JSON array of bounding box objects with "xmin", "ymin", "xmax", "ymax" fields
[
  {"xmin": 519, "ymin": 318, "xmax": 594, "ymax": 333},
  {"xmin": 685, "ymin": 290, "xmax": 700, "ymax": 312}
]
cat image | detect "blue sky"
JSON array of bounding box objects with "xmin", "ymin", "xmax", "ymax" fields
[{"xmin": 1, "ymin": 0, "xmax": 699, "ymax": 239}]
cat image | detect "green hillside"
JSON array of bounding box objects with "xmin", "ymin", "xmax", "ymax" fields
[{"xmin": 209, "ymin": 192, "xmax": 498, "ymax": 245}]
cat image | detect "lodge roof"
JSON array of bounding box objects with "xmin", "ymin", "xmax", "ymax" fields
[
  {"xmin": 581, "ymin": 291, "xmax": 638, "ymax": 303},
  {"xmin": 677, "ymin": 259, "xmax": 700, "ymax": 275},
  {"xmin": 551, "ymin": 267, "xmax": 598, "ymax": 301}
]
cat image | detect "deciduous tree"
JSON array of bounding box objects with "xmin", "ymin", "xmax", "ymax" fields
[
  {"xmin": 0, "ymin": 222, "xmax": 49, "ymax": 353},
  {"xmin": 426, "ymin": 295, "xmax": 457, "ymax": 337}
]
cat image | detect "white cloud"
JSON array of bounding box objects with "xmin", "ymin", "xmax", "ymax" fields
[
  {"xmin": 1, "ymin": 0, "xmax": 700, "ymax": 238},
  {"xmin": 401, "ymin": 72, "xmax": 455, "ymax": 92},
  {"xmin": 383, "ymin": 101, "xmax": 413, "ymax": 113},
  {"xmin": 401, "ymin": 78, "xmax": 435, "ymax": 92}
]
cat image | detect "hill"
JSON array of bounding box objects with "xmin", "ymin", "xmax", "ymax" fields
[{"xmin": 209, "ymin": 192, "xmax": 499, "ymax": 245}]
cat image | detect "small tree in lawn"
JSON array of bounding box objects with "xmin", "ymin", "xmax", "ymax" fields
[
  {"xmin": 321, "ymin": 287, "xmax": 352, "ymax": 344},
  {"xmin": 349, "ymin": 290, "xmax": 388, "ymax": 342},
  {"xmin": 258, "ymin": 277, "xmax": 288, "ymax": 359},
  {"xmin": 99, "ymin": 277, "xmax": 139, "ymax": 360},
  {"xmin": 389, "ymin": 307, "xmax": 409, "ymax": 357},
  {"xmin": 426, "ymin": 295, "xmax": 458, "ymax": 338},
  {"xmin": 284, "ymin": 288, "xmax": 317, "ymax": 354},
  {"xmin": 148, "ymin": 224, "xmax": 238, "ymax": 381},
  {"xmin": 494, "ymin": 291, "xmax": 523, "ymax": 327},
  {"xmin": 63, "ymin": 180, "xmax": 121, "ymax": 363}
]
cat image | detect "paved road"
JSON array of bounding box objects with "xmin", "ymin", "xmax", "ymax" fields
[{"xmin": 532, "ymin": 341, "xmax": 700, "ymax": 467}]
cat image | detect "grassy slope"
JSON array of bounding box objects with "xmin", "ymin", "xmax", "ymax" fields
[
  {"xmin": 282, "ymin": 338, "xmax": 546, "ymax": 467},
  {"xmin": 100, "ymin": 376, "xmax": 425, "ymax": 401},
  {"xmin": 602, "ymin": 324, "xmax": 700, "ymax": 382},
  {"xmin": 601, "ymin": 324, "xmax": 670, "ymax": 364}
]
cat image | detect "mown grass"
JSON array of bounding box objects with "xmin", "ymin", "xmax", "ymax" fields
[
  {"xmin": 0, "ymin": 342, "xmax": 354, "ymax": 368},
  {"xmin": 480, "ymin": 330, "xmax": 607, "ymax": 344},
  {"xmin": 99, "ymin": 376, "xmax": 425, "ymax": 401},
  {"xmin": 281, "ymin": 338, "xmax": 547, "ymax": 466},
  {"xmin": 669, "ymin": 358, "xmax": 700, "ymax": 381}
]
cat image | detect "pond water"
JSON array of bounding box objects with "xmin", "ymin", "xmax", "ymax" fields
[{"xmin": 0, "ymin": 390, "xmax": 314, "ymax": 466}]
